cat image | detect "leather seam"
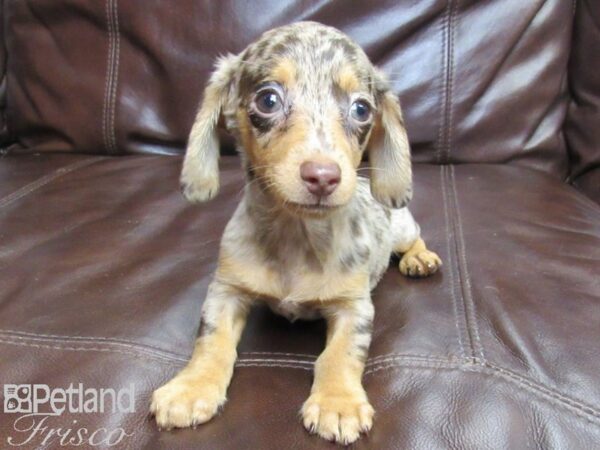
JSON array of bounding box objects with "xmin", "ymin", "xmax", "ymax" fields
[
  {"xmin": 450, "ymin": 165, "xmax": 485, "ymax": 361},
  {"xmin": 436, "ymin": 0, "xmax": 457, "ymax": 163},
  {"xmin": 445, "ymin": 0, "xmax": 457, "ymax": 163},
  {"xmin": 0, "ymin": 0, "xmax": 7, "ymax": 150},
  {"xmin": 110, "ymin": 0, "xmax": 120, "ymax": 153},
  {"xmin": 0, "ymin": 334, "xmax": 450, "ymax": 368},
  {"xmin": 0, "ymin": 329, "xmax": 452, "ymax": 364},
  {"xmin": 0, "ymin": 328, "xmax": 188, "ymax": 358},
  {"xmin": 441, "ymin": 166, "xmax": 468, "ymax": 359},
  {"xmin": 435, "ymin": 0, "xmax": 450, "ymax": 163},
  {"xmin": 0, "ymin": 157, "xmax": 103, "ymax": 209},
  {"xmin": 483, "ymin": 361, "xmax": 600, "ymax": 421},
  {"xmin": 364, "ymin": 359, "xmax": 600, "ymax": 427},
  {"xmin": 102, "ymin": 0, "xmax": 113, "ymax": 154},
  {"xmin": 0, "ymin": 337, "xmax": 185, "ymax": 365},
  {"xmin": 5, "ymin": 337, "xmax": 599, "ymax": 426},
  {"xmin": 236, "ymin": 362, "xmax": 313, "ymax": 371},
  {"xmin": 241, "ymin": 351, "xmax": 317, "ymax": 359},
  {"xmin": 235, "ymin": 354, "xmax": 452, "ymax": 367},
  {"xmin": 0, "ymin": 331, "xmax": 189, "ymax": 362},
  {"xmin": 102, "ymin": 0, "xmax": 119, "ymax": 154}
]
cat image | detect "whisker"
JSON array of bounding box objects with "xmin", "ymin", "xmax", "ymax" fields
[{"xmin": 356, "ymin": 167, "xmax": 385, "ymax": 172}]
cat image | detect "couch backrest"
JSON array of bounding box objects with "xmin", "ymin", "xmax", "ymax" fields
[{"xmin": 1, "ymin": 0, "xmax": 596, "ymax": 185}]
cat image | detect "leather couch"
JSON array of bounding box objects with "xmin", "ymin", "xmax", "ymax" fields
[{"xmin": 1, "ymin": 1, "xmax": 599, "ymax": 448}]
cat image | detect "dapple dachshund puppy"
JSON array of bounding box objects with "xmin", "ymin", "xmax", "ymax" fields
[{"xmin": 151, "ymin": 21, "xmax": 442, "ymax": 445}]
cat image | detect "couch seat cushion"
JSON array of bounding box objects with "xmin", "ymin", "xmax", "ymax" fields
[{"xmin": 0, "ymin": 154, "xmax": 598, "ymax": 448}]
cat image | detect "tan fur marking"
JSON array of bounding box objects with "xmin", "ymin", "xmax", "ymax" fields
[
  {"xmin": 271, "ymin": 57, "xmax": 297, "ymax": 87},
  {"xmin": 336, "ymin": 64, "xmax": 360, "ymax": 93}
]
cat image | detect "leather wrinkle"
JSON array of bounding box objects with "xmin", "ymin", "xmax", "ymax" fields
[{"xmin": 470, "ymin": 1, "xmax": 547, "ymax": 112}]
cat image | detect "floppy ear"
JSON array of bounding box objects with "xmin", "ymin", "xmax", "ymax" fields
[
  {"xmin": 367, "ymin": 76, "xmax": 413, "ymax": 209},
  {"xmin": 180, "ymin": 54, "xmax": 238, "ymax": 203}
]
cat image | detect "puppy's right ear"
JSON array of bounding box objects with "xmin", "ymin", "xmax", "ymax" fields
[{"xmin": 180, "ymin": 54, "xmax": 238, "ymax": 203}]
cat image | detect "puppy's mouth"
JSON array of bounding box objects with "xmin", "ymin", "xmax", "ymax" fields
[{"xmin": 287, "ymin": 201, "xmax": 342, "ymax": 214}]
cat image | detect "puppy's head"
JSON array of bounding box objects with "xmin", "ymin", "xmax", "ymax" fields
[{"xmin": 181, "ymin": 22, "xmax": 412, "ymax": 214}]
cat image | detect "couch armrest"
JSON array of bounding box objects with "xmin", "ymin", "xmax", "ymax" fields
[
  {"xmin": 0, "ymin": 0, "xmax": 7, "ymax": 149},
  {"xmin": 565, "ymin": 0, "xmax": 600, "ymax": 203}
]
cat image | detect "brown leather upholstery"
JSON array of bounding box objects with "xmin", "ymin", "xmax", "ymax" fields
[{"xmin": 1, "ymin": 1, "xmax": 599, "ymax": 448}]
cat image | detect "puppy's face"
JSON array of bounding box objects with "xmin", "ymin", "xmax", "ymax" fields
[
  {"xmin": 182, "ymin": 22, "xmax": 412, "ymax": 212},
  {"xmin": 235, "ymin": 40, "xmax": 377, "ymax": 214}
]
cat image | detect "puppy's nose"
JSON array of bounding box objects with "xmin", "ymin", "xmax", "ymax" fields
[{"xmin": 300, "ymin": 161, "xmax": 341, "ymax": 197}]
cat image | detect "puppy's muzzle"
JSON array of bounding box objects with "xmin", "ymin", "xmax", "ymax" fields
[{"xmin": 300, "ymin": 161, "xmax": 341, "ymax": 198}]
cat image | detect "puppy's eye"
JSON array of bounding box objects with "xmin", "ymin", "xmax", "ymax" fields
[
  {"xmin": 350, "ymin": 100, "xmax": 371, "ymax": 123},
  {"xmin": 255, "ymin": 90, "xmax": 283, "ymax": 115}
]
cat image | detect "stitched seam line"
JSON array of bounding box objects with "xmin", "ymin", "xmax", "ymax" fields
[
  {"xmin": 0, "ymin": 329, "xmax": 453, "ymax": 364},
  {"xmin": 0, "ymin": 337, "xmax": 184, "ymax": 365},
  {"xmin": 483, "ymin": 361, "xmax": 600, "ymax": 420},
  {"xmin": 444, "ymin": 0, "xmax": 457, "ymax": 163},
  {"xmin": 103, "ymin": 0, "xmax": 118, "ymax": 154},
  {"xmin": 435, "ymin": 0, "xmax": 451, "ymax": 163},
  {"xmin": 450, "ymin": 165, "xmax": 485, "ymax": 361},
  {"xmin": 102, "ymin": 0, "xmax": 113, "ymax": 154},
  {"xmin": 241, "ymin": 351, "xmax": 317, "ymax": 358},
  {"xmin": 0, "ymin": 328, "xmax": 188, "ymax": 358},
  {"xmin": 1, "ymin": 0, "xmax": 9, "ymax": 151},
  {"xmin": 0, "ymin": 157, "xmax": 103, "ymax": 209},
  {"xmin": 110, "ymin": 0, "xmax": 120, "ymax": 153},
  {"xmin": 4, "ymin": 338, "xmax": 600, "ymax": 427},
  {"xmin": 0, "ymin": 330, "xmax": 450, "ymax": 367},
  {"xmin": 363, "ymin": 359, "xmax": 600, "ymax": 428},
  {"xmin": 441, "ymin": 166, "xmax": 468, "ymax": 358},
  {"xmin": 0, "ymin": 336, "xmax": 448, "ymax": 369},
  {"xmin": 235, "ymin": 356, "xmax": 456, "ymax": 372},
  {"xmin": 0, "ymin": 332, "xmax": 188, "ymax": 363},
  {"xmin": 444, "ymin": 165, "xmax": 480, "ymax": 362},
  {"xmin": 235, "ymin": 362, "xmax": 314, "ymax": 371}
]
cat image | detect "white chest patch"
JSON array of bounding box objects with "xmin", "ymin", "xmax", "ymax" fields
[{"xmin": 265, "ymin": 298, "xmax": 322, "ymax": 322}]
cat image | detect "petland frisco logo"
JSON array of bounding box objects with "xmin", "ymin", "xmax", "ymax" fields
[{"xmin": 3, "ymin": 384, "xmax": 135, "ymax": 447}]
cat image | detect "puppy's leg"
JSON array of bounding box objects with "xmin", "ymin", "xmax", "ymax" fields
[
  {"xmin": 151, "ymin": 280, "xmax": 250, "ymax": 429},
  {"xmin": 391, "ymin": 208, "xmax": 442, "ymax": 277},
  {"xmin": 397, "ymin": 237, "xmax": 442, "ymax": 277},
  {"xmin": 302, "ymin": 298, "xmax": 375, "ymax": 445}
]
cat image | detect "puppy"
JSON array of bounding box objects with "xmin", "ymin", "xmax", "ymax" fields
[{"xmin": 151, "ymin": 21, "xmax": 442, "ymax": 445}]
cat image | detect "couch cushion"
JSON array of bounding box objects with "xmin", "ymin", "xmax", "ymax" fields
[
  {"xmin": 0, "ymin": 154, "xmax": 598, "ymax": 448},
  {"xmin": 2, "ymin": 0, "xmax": 575, "ymax": 178}
]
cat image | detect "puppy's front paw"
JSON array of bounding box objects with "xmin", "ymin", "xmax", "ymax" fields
[
  {"xmin": 180, "ymin": 171, "xmax": 219, "ymax": 203},
  {"xmin": 400, "ymin": 249, "xmax": 442, "ymax": 277},
  {"xmin": 301, "ymin": 391, "xmax": 374, "ymax": 445},
  {"xmin": 150, "ymin": 376, "xmax": 226, "ymax": 430}
]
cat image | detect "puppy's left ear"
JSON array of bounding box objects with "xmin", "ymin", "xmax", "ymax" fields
[
  {"xmin": 367, "ymin": 72, "xmax": 412, "ymax": 209},
  {"xmin": 180, "ymin": 54, "xmax": 238, "ymax": 203}
]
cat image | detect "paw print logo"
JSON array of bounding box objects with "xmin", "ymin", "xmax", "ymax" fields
[
  {"xmin": 4, "ymin": 385, "xmax": 32, "ymax": 413},
  {"xmin": 6, "ymin": 399, "xmax": 17, "ymax": 411}
]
